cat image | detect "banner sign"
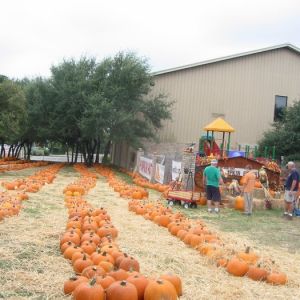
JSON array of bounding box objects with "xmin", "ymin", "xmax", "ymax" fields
[
  {"xmin": 172, "ymin": 161, "xmax": 182, "ymax": 180},
  {"xmin": 138, "ymin": 156, "xmax": 153, "ymax": 180},
  {"xmin": 222, "ymin": 167, "xmax": 259, "ymax": 178},
  {"xmin": 154, "ymin": 163, "xmax": 165, "ymax": 184}
]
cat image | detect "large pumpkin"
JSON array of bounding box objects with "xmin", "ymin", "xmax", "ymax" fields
[
  {"xmin": 106, "ymin": 280, "xmax": 138, "ymax": 300},
  {"xmin": 144, "ymin": 279, "xmax": 177, "ymax": 300},
  {"xmin": 72, "ymin": 278, "xmax": 105, "ymax": 300},
  {"xmin": 234, "ymin": 196, "xmax": 244, "ymax": 211}
]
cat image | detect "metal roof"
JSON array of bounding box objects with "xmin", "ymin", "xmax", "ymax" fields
[{"xmin": 152, "ymin": 43, "xmax": 300, "ymax": 76}]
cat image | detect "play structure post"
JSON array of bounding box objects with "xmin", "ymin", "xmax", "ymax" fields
[
  {"xmin": 221, "ymin": 131, "xmax": 225, "ymax": 158},
  {"xmin": 238, "ymin": 144, "xmax": 241, "ymax": 151},
  {"xmin": 211, "ymin": 131, "xmax": 214, "ymax": 155},
  {"xmin": 227, "ymin": 133, "xmax": 231, "ymax": 155}
]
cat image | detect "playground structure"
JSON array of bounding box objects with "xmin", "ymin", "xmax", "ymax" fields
[
  {"xmin": 196, "ymin": 117, "xmax": 281, "ymax": 191},
  {"xmin": 199, "ymin": 117, "xmax": 235, "ymax": 158}
]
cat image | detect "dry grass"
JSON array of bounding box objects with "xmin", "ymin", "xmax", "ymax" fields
[
  {"xmin": 0, "ymin": 166, "xmax": 78, "ymax": 299},
  {"xmin": 1, "ymin": 167, "xmax": 300, "ymax": 299},
  {"xmin": 89, "ymin": 176, "xmax": 300, "ymax": 300}
]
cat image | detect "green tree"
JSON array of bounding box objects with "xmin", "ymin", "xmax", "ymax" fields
[
  {"xmin": 0, "ymin": 79, "xmax": 27, "ymax": 157},
  {"xmin": 92, "ymin": 52, "xmax": 172, "ymax": 162},
  {"xmin": 259, "ymin": 100, "xmax": 300, "ymax": 161}
]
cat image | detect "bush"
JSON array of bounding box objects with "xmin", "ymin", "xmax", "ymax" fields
[{"xmin": 32, "ymin": 147, "xmax": 50, "ymax": 156}]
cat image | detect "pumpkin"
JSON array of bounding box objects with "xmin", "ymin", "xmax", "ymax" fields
[
  {"xmin": 226, "ymin": 258, "xmax": 249, "ymax": 277},
  {"xmin": 266, "ymin": 272, "xmax": 287, "ymax": 285},
  {"xmin": 127, "ymin": 274, "xmax": 149, "ymax": 300},
  {"xmin": 98, "ymin": 261, "xmax": 114, "ymax": 273},
  {"xmin": 237, "ymin": 247, "xmax": 259, "ymax": 265},
  {"xmin": 73, "ymin": 278, "xmax": 105, "ymax": 300},
  {"xmin": 63, "ymin": 276, "xmax": 88, "ymax": 295},
  {"xmin": 160, "ymin": 273, "xmax": 182, "ymax": 296},
  {"xmin": 144, "ymin": 279, "xmax": 177, "ymax": 300},
  {"xmin": 73, "ymin": 254, "xmax": 93, "ymax": 274},
  {"xmin": 234, "ymin": 196, "xmax": 244, "ymax": 211},
  {"xmin": 92, "ymin": 251, "xmax": 115, "ymax": 265},
  {"xmin": 106, "ymin": 280, "xmax": 138, "ymax": 300},
  {"xmin": 81, "ymin": 265, "xmax": 106, "ymax": 279},
  {"xmin": 246, "ymin": 266, "xmax": 268, "ymax": 281},
  {"xmin": 96, "ymin": 275, "xmax": 116, "ymax": 289},
  {"xmin": 119, "ymin": 256, "xmax": 140, "ymax": 272},
  {"xmin": 109, "ymin": 269, "xmax": 130, "ymax": 281}
]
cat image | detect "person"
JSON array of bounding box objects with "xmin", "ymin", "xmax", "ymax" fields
[
  {"xmin": 203, "ymin": 159, "xmax": 224, "ymax": 213},
  {"xmin": 242, "ymin": 165, "xmax": 256, "ymax": 215},
  {"xmin": 283, "ymin": 161, "xmax": 300, "ymax": 220},
  {"xmin": 258, "ymin": 166, "xmax": 272, "ymax": 208}
]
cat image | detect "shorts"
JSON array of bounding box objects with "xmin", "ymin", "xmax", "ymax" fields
[
  {"xmin": 206, "ymin": 185, "xmax": 221, "ymax": 202},
  {"xmin": 284, "ymin": 190, "xmax": 297, "ymax": 203}
]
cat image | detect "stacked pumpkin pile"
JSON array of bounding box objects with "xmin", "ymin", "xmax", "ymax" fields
[
  {"xmin": 98, "ymin": 166, "xmax": 288, "ymax": 286},
  {"xmin": 2, "ymin": 163, "xmax": 63, "ymax": 193},
  {"xmin": 0, "ymin": 160, "xmax": 48, "ymax": 173},
  {"xmin": 62, "ymin": 165, "xmax": 182, "ymax": 299},
  {"xmin": 0, "ymin": 164, "xmax": 63, "ymax": 222}
]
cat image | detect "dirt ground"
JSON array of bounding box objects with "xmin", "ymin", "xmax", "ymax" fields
[{"xmin": 0, "ymin": 167, "xmax": 300, "ymax": 299}]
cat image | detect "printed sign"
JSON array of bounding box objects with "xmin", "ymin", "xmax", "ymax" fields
[
  {"xmin": 222, "ymin": 167, "xmax": 259, "ymax": 178},
  {"xmin": 138, "ymin": 156, "xmax": 153, "ymax": 180},
  {"xmin": 172, "ymin": 160, "xmax": 182, "ymax": 180},
  {"xmin": 154, "ymin": 163, "xmax": 165, "ymax": 184}
]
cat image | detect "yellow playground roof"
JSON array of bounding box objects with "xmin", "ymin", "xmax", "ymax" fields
[{"xmin": 204, "ymin": 118, "xmax": 235, "ymax": 133}]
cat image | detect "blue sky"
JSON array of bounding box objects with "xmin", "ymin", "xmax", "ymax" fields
[{"xmin": 1, "ymin": 0, "xmax": 300, "ymax": 78}]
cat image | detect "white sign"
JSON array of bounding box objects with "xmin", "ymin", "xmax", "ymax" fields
[
  {"xmin": 172, "ymin": 160, "xmax": 182, "ymax": 180},
  {"xmin": 222, "ymin": 167, "xmax": 259, "ymax": 178},
  {"xmin": 154, "ymin": 163, "xmax": 165, "ymax": 184},
  {"xmin": 138, "ymin": 156, "xmax": 153, "ymax": 180}
]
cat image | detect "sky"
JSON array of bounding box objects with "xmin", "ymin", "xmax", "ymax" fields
[{"xmin": 1, "ymin": 0, "xmax": 300, "ymax": 79}]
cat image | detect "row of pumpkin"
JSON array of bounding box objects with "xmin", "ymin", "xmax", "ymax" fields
[
  {"xmin": 97, "ymin": 166, "xmax": 287, "ymax": 286},
  {"xmin": 61, "ymin": 164, "xmax": 182, "ymax": 300},
  {"xmin": 0, "ymin": 164, "xmax": 63, "ymax": 222},
  {"xmin": 0, "ymin": 160, "xmax": 49, "ymax": 173}
]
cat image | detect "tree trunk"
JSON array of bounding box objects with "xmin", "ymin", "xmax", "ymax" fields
[
  {"xmin": 26, "ymin": 143, "xmax": 32, "ymax": 160},
  {"xmin": 74, "ymin": 143, "xmax": 79, "ymax": 163},
  {"xmin": 8, "ymin": 144, "xmax": 14, "ymax": 157},
  {"xmin": 71, "ymin": 145, "xmax": 74, "ymax": 164},
  {"xmin": 103, "ymin": 140, "xmax": 111, "ymax": 164},
  {"xmin": 95, "ymin": 138, "xmax": 101, "ymax": 164},
  {"xmin": 0, "ymin": 140, "xmax": 5, "ymax": 158}
]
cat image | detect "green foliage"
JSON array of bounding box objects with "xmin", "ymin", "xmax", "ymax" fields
[
  {"xmin": 0, "ymin": 79, "xmax": 26, "ymax": 144},
  {"xmin": 259, "ymin": 100, "xmax": 300, "ymax": 160},
  {"xmin": 0, "ymin": 52, "xmax": 172, "ymax": 162}
]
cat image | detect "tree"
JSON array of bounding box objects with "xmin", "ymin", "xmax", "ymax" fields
[
  {"xmin": 259, "ymin": 100, "xmax": 300, "ymax": 161},
  {"xmin": 93, "ymin": 52, "xmax": 173, "ymax": 162},
  {"xmin": 0, "ymin": 79, "xmax": 27, "ymax": 157}
]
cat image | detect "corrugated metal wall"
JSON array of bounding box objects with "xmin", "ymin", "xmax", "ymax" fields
[{"xmin": 152, "ymin": 48, "xmax": 300, "ymax": 146}]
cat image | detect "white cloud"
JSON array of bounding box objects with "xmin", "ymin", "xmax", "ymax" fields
[{"xmin": 0, "ymin": 0, "xmax": 300, "ymax": 78}]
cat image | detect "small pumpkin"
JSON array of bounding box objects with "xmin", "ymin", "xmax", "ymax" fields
[
  {"xmin": 266, "ymin": 272, "xmax": 287, "ymax": 285},
  {"xmin": 63, "ymin": 276, "xmax": 88, "ymax": 295},
  {"xmin": 246, "ymin": 265, "xmax": 268, "ymax": 281},
  {"xmin": 226, "ymin": 258, "xmax": 249, "ymax": 277},
  {"xmin": 127, "ymin": 274, "xmax": 149, "ymax": 300}
]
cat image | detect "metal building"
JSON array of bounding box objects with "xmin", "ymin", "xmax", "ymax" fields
[{"xmin": 112, "ymin": 44, "xmax": 300, "ymax": 169}]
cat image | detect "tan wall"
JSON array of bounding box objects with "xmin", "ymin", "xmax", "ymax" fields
[{"xmin": 152, "ymin": 48, "xmax": 300, "ymax": 146}]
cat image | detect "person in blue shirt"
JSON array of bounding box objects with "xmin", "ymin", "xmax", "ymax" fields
[{"xmin": 284, "ymin": 161, "xmax": 300, "ymax": 220}]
